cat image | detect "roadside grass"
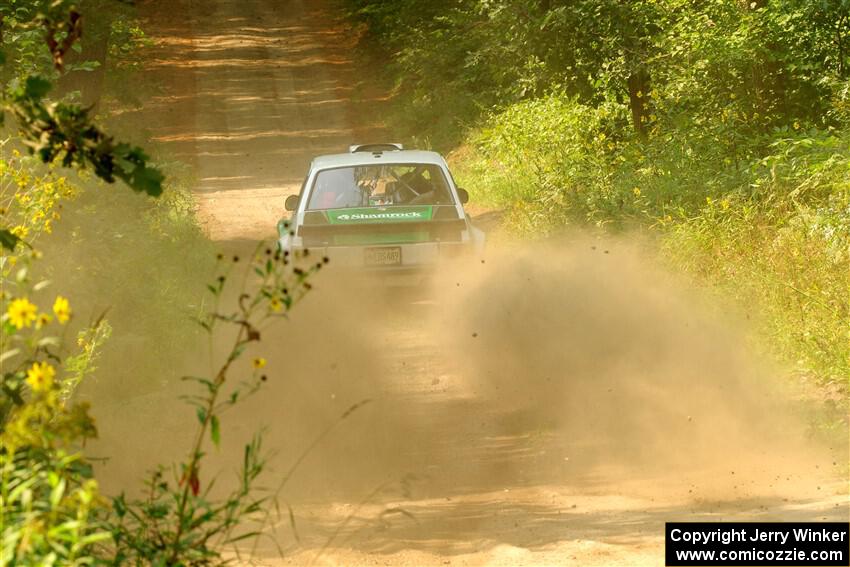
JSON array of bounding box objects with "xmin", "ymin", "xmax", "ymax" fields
[
  {"xmin": 450, "ymin": 95, "xmax": 849, "ymax": 393},
  {"xmin": 38, "ymin": 160, "xmax": 215, "ymax": 397},
  {"xmin": 342, "ymin": 0, "xmax": 849, "ymax": 403}
]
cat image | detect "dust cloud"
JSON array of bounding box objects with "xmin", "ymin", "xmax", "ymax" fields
[
  {"xmin": 427, "ymin": 236, "xmax": 841, "ymax": 492},
  {"xmin": 86, "ymin": 233, "xmax": 844, "ymax": 515}
]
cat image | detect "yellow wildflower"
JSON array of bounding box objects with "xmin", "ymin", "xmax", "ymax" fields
[
  {"xmin": 633, "ymin": 187, "xmax": 642, "ymax": 197},
  {"xmin": 26, "ymin": 362, "xmax": 56, "ymax": 392},
  {"xmin": 252, "ymin": 357, "xmax": 267, "ymax": 370},
  {"xmin": 269, "ymin": 297, "xmax": 283, "ymax": 312},
  {"xmin": 36, "ymin": 313, "xmax": 52, "ymax": 329},
  {"xmin": 53, "ymin": 296, "xmax": 71, "ymax": 324},
  {"xmin": 7, "ymin": 298, "xmax": 38, "ymax": 329},
  {"xmin": 10, "ymin": 225, "xmax": 28, "ymax": 239}
]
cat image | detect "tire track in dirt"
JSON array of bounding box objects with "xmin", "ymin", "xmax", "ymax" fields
[{"xmin": 138, "ymin": 0, "xmax": 385, "ymax": 240}]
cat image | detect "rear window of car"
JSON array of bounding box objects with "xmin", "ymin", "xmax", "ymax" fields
[{"xmin": 306, "ymin": 164, "xmax": 455, "ymax": 210}]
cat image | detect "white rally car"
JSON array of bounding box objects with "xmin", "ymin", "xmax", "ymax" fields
[{"xmin": 279, "ymin": 144, "xmax": 485, "ymax": 272}]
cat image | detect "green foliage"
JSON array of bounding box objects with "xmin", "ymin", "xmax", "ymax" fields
[
  {"xmin": 0, "ymin": 146, "xmax": 77, "ymax": 248},
  {"xmin": 0, "ymin": 256, "xmax": 106, "ymax": 565},
  {"xmin": 105, "ymin": 246, "xmax": 325, "ymax": 565},
  {"xmin": 63, "ymin": 319, "xmax": 112, "ymax": 398},
  {"xmin": 0, "ymin": 146, "xmax": 210, "ymax": 399},
  {"xmin": 40, "ymin": 163, "xmax": 215, "ymax": 398},
  {"xmin": 0, "ymin": 228, "xmax": 18, "ymax": 249},
  {"xmin": 6, "ymin": 76, "xmax": 164, "ymax": 197},
  {"xmin": 0, "ymin": 0, "xmax": 70, "ymax": 79},
  {"xmin": 453, "ymin": 94, "xmax": 626, "ymax": 230},
  {"xmin": 1, "ymin": 3, "xmax": 322, "ymax": 564},
  {"xmin": 0, "ymin": 0, "xmax": 164, "ymax": 252},
  {"xmin": 350, "ymin": 0, "xmax": 850, "ymax": 388},
  {"xmin": 1, "ymin": 448, "xmax": 107, "ymax": 565},
  {"xmin": 1, "ymin": 243, "xmax": 324, "ymax": 565},
  {"xmin": 347, "ymin": 0, "xmax": 849, "ymax": 148},
  {"xmin": 102, "ymin": 14, "xmax": 155, "ymax": 106},
  {"xmin": 662, "ymin": 131, "xmax": 850, "ymax": 383},
  {"xmin": 455, "ymin": 95, "xmax": 848, "ymax": 384}
]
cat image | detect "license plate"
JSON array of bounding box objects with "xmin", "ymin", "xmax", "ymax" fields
[{"xmin": 364, "ymin": 246, "xmax": 401, "ymax": 266}]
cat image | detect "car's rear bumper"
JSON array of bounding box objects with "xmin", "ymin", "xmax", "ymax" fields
[
  {"xmin": 279, "ymin": 224, "xmax": 485, "ymax": 280},
  {"xmin": 309, "ymin": 240, "xmax": 473, "ymax": 268}
]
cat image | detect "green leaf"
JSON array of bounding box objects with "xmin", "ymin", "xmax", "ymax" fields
[
  {"xmin": 66, "ymin": 60, "xmax": 101, "ymax": 72},
  {"xmin": 228, "ymin": 343, "xmax": 246, "ymax": 363},
  {"xmin": 24, "ymin": 75, "xmax": 52, "ymax": 99},
  {"xmin": 128, "ymin": 165, "xmax": 165, "ymax": 196},
  {"xmin": 226, "ymin": 530, "xmax": 262, "ymax": 544},
  {"xmin": 77, "ymin": 531, "xmax": 113, "ymax": 546},
  {"xmin": 0, "ymin": 229, "xmax": 21, "ymax": 251},
  {"xmin": 210, "ymin": 415, "xmax": 220, "ymax": 448},
  {"xmin": 182, "ymin": 375, "xmax": 215, "ymax": 392},
  {"xmin": 50, "ymin": 478, "xmax": 67, "ymax": 508},
  {"xmin": 112, "ymin": 494, "xmax": 127, "ymax": 518},
  {"xmin": 196, "ymin": 407, "xmax": 207, "ymax": 425}
]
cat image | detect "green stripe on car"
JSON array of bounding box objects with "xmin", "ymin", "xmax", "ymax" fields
[{"xmin": 326, "ymin": 206, "xmax": 433, "ymax": 224}]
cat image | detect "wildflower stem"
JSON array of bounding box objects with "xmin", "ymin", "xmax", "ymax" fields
[{"xmin": 168, "ymin": 320, "xmax": 252, "ymax": 562}]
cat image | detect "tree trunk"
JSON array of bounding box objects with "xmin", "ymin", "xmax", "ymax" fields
[
  {"xmin": 58, "ymin": 3, "xmax": 111, "ymax": 111},
  {"xmin": 836, "ymin": 14, "xmax": 847, "ymax": 77},
  {"xmin": 627, "ymin": 69, "xmax": 650, "ymax": 139}
]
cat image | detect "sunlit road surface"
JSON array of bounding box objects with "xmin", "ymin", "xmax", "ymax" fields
[{"xmin": 136, "ymin": 0, "xmax": 384, "ymax": 241}]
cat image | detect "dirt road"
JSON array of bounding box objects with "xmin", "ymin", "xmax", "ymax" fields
[
  {"xmin": 123, "ymin": 1, "xmax": 849, "ymax": 565},
  {"xmin": 138, "ymin": 0, "xmax": 383, "ymax": 240}
]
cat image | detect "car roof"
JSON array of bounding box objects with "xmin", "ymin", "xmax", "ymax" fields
[{"xmin": 311, "ymin": 150, "xmax": 447, "ymax": 170}]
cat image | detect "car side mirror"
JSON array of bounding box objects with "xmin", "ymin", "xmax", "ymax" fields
[
  {"xmin": 284, "ymin": 194, "xmax": 299, "ymax": 211},
  {"xmin": 456, "ymin": 187, "xmax": 469, "ymax": 204}
]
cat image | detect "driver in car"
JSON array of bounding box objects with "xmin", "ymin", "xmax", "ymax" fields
[
  {"xmin": 397, "ymin": 166, "xmax": 450, "ymax": 204},
  {"xmin": 310, "ymin": 168, "xmax": 365, "ymax": 209}
]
